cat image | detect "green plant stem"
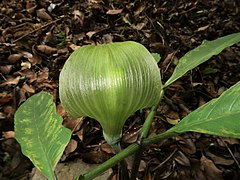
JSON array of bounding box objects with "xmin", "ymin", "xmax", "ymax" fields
[
  {"xmin": 131, "ymin": 89, "xmax": 164, "ymax": 179},
  {"xmin": 130, "ymin": 106, "xmax": 157, "ymax": 180},
  {"xmin": 142, "ymin": 129, "xmax": 177, "ymax": 145},
  {"xmin": 79, "ymin": 129, "xmax": 176, "ymax": 180},
  {"xmin": 111, "ymin": 142, "xmax": 129, "ymax": 180},
  {"xmin": 140, "ymin": 89, "xmax": 165, "ymax": 139},
  {"xmin": 79, "ymin": 143, "xmax": 139, "ymax": 180}
]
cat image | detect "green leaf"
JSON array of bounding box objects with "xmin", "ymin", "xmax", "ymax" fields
[
  {"xmin": 169, "ymin": 82, "xmax": 240, "ymax": 139},
  {"xmin": 202, "ymin": 67, "xmax": 218, "ymax": 75},
  {"xmin": 14, "ymin": 92, "xmax": 71, "ymax": 180},
  {"xmin": 164, "ymin": 32, "xmax": 240, "ymax": 87},
  {"xmin": 151, "ymin": 53, "xmax": 161, "ymax": 63}
]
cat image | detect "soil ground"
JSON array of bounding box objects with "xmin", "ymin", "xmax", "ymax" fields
[{"xmin": 0, "ymin": 0, "xmax": 240, "ymax": 179}]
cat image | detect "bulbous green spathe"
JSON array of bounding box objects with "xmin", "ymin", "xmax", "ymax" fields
[{"xmin": 59, "ymin": 41, "xmax": 162, "ymax": 144}]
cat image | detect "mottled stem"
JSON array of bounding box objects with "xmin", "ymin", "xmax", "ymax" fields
[{"xmin": 131, "ymin": 89, "xmax": 165, "ymax": 179}]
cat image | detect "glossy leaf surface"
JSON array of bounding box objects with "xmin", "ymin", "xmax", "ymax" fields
[
  {"xmin": 15, "ymin": 92, "xmax": 71, "ymax": 180},
  {"xmin": 59, "ymin": 41, "xmax": 162, "ymax": 142},
  {"xmin": 164, "ymin": 32, "xmax": 240, "ymax": 87},
  {"xmin": 169, "ymin": 82, "xmax": 240, "ymax": 139}
]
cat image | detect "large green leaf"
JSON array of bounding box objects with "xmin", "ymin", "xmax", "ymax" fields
[
  {"xmin": 164, "ymin": 32, "xmax": 240, "ymax": 87},
  {"xmin": 14, "ymin": 92, "xmax": 71, "ymax": 180},
  {"xmin": 169, "ymin": 82, "xmax": 240, "ymax": 139}
]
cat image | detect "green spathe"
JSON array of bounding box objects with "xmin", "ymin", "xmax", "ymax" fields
[{"xmin": 59, "ymin": 41, "xmax": 162, "ymax": 145}]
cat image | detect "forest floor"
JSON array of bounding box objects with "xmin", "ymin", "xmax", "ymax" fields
[{"xmin": 0, "ymin": 0, "xmax": 240, "ymax": 179}]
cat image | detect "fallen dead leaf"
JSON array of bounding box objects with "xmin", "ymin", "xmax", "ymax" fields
[
  {"xmin": 36, "ymin": 67, "xmax": 49, "ymax": 82},
  {"xmin": 57, "ymin": 103, "xmax": 67, "ymax": 117},
  {"xmin": 134, "ymin": 5, "xmax": 145, "ymax": 16},
  {"xmin": 76, "ymin": 129, "xmax": 84, "ymax": 141},
  {"xmin": 192, "ymin": 82, "xmax": 203, "ymax": 87},
  {"xmin": 131, "ymin": 22, "xmax": 146, "ymax": 30},
  {"xmin": 206, "ymin": 152, "xmax": 234, "ymax": 166},
  {"xmin": 166, "ymin": 117, "xmax": 180, "ymax": 125},
  {"xmin": 68, "ymin": 43, "xmax": 81, "ymax": 51},
  {"xmin": 59, "ymin": 106, "xmax": 80, "ymax": 131},
  {"xmin": 21, "ymin": 51, "xmax": 33, "ymax": 59},
  {"xmin": 2, "ymin": 131, "xmax": 15, "ymax": 139},
  {"xmin": 21, "ymin": 61, "xmax": 31, "ymax": 69},
  {"xmin": 205, "ymin": 81, "xmax": 218, "ymax": 98},
  {"xmin": 201, "ymin": 155, "xmax": 223, "ymax": 180},
  {"xmin": 100, "ymin": 142, "xmax": 114, "ymax": 154},
  {"xmin": 0, "ymin": 76, "xmax": 21, "ymax": 87},
  {"xmin": 73, "ymin": 10, "xmax": 84, "ymax": 25},
  {"xmin": 122, "ymin": 126, "xmax": 141, "ymax": 144},
  {"xmin": 106, "ymin": 9, "xmax": 123, "ymax": 15},
  {"xmin": 57, "ymin": 104, "xmax": 83, "ymax": 131},
  {"xmin": 0, "ymin": 92, "xmax": 13, "ymax": 104},
  {"xmin": 149, "ymin": 42, "xmax": 165, "ymax": 52},
  {"xmin": 22, "ymin": 83, "xmax": 35, "ymax": 93},
  {"xmin": 166, "ymin": 110, "xmax": 180, "ymax": 124},
  {"xmin": 0, "ymin": 65, "xmax": 13, "ymax": 74},
  {"xmin": 7, "ymin": 54, "xmax": 23, "ymax": 63},
  {"xmin": 174, "ymin": 151, "xmax": 191, "ymax": 167},
  {"xmin": 125, "ymin": 155, "xmax": 146, "ymax": 172},
  {"xmin": 217, "ymin": 86, "xmax": 227, "ymax": 95},
  {"xmin": 86, "ymin": 31, "xmax": 97, "ymax": 38},
  {"xmin": 28, "ymin": 54, "xmax": 42, "ymax": 65},
  {"xmin": 37, "ymin": 44, "xmax": 58, "ymax": 55},
  {"xmin": 82, "ymin": 150, "xmax": 111, "ymax": 164},
  {"xmin": 218, "ymin": 137, "xmax": 240, "ymax": 146},
  {"xmin": 57, "ymin": 48, "xmax": 69, "ymax": 55},
  {"xmin": 65, "ymin": 139, "xmax": 78, "ymax": 155},
  {"xmin": 0, "ymin": 112, "xmax": 6, "ymax": 120},
  {"xmin": 26, "ymin": 0, "xmax": 36, "ymax": 10},
  {"xmin": 36, "ymin": 8, "xmax": 52, "ymax": 20},
  {"xmin": 176, "ymin": 135, "xmax": 196, "ymax": 155},
  {"xmin": 17, "ymin": 69, "xmax": 37, "ymax": 83},
  {"xmin": 17, "ymin": 87, "xmax": 27, "ymax": 105},
  {"xmin": 3, "ymin": 105, "xmax": 15, "ymax": 119},
  {"xmin": 161, "ymin": 53, "xmax": 174, "ymax": 69},
  {"xmin": 196, "ymin": 25, "xmax": 210, "ymax": 32},
  {"xmin": 38, "ymin": 82, "xmax": 56, "ymax": 89}
]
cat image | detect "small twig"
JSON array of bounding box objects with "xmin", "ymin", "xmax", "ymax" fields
[
  {"xmin": 12, "ymin": 16, "xmax": 64, "ymax": 43},
  {"xmin": 163, "ymin": 48, "xmax": 179, "ymax": 74},
  {"xmin": 164, "ymin": 96, "xmax": 179, "ymax": 111},
  {"xmin": 152, "ymin": 148, "xmax": 178, "ymax": 172},
  {"xmin": 0, "ymin": 73, "xmax": 7, "ymax": 81},
  {"xmin": 71, "ymin": 117, "xmax": 84, "ymax": 133},
  {"xmin": 179, "ymin": 103, "xmax": 191, "ymax": 114},
  {"xmin": 219, "ymin": 137, "xmax": 240, "ymax": 169}
]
